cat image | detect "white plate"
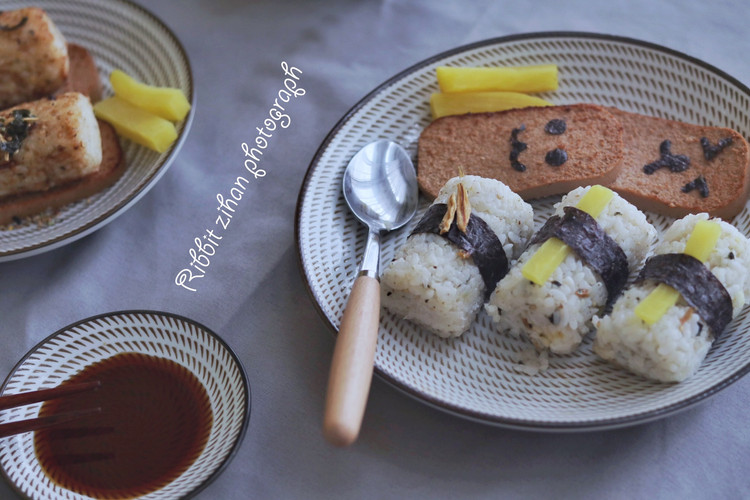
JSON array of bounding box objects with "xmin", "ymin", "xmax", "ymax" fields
[
  {"xmin": 0, "ymin": 0, "xmax": 193, "ymax": 261},
  {"xmin": 0, "ymin": 310, "xmax": 250, "ymax": 499},
  {"xmin": 296, "ymin": 33, "xmax": 750, "ymax": 431}
]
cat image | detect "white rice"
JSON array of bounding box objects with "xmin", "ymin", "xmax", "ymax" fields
[
  {"xmin": 485, "ymin": 186, "xmax": 657, "ymax": 354},
  {"xmin": 380, "ymin": 175, "xmax": 535, "ymax": 338},
  {"xmin": 514, "ymin": 348, "xmax": 550, "ymax": 376},
  {"xmin": 594, "ymin": 213, "xmax": 750, "ymax": 382}
]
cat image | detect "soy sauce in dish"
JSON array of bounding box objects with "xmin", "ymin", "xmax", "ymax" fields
[{"xmin": 34, "ymin": 352, "xmax": 213, "ymax": 498}]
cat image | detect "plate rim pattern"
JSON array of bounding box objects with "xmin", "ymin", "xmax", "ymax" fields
[
  {"xmin": 0, "ymin": 309, "xmax": 251, "ymax": 497},
  {"xmin": 295, "ymin": 31, "xmax": 750, "ymax": 431},
  {"xmin": 0, "ymin": 0, "xmax": 195, "ymax": 261}
]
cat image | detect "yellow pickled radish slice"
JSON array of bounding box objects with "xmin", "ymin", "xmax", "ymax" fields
[
  {"xmin": 94, "ymin": 96, "xmax": 178, "ymax": 153},
  {"xmin": 522, "ymin": 185, "xmax": 614, "ymax": 285},
  {"xmin": 634, "ymin": 219, "xmax": 722, "ymax": 325},
  {"xmin": 682, "ymin": 220, "xmax": 722, "ymax": 262},
  {"xmin": 110, "ymin": 69, "xmax": 191, "ymax": 122},
  {"xmin": 522, "ymin": 237, "xmax": 570, "ymax": 286},
  {"xmin": 573, "ymin": 185, "xmax": 614, "ymax": 217},
  {"xmin": 429, "ymin": 91, "xmax": 551, "ymax": 119},
  {"xmin": 436, "ymin": 65, "xmax": 558, "ymax": 93}
]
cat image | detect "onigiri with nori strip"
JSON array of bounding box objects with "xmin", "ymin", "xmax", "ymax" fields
[
  {"xmin": 594, "ymin": 213, "xmax": 750, "ymax": 382},
  {"xmin": 485, "ymin": 185, "xmax": 657, "ymax": 354},
  {"xmin": 380, "ymin": 175, "xmax": 534, "ymax": 338}
]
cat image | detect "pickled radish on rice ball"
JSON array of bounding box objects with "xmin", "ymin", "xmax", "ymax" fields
[
  {"xmin": 594, "ymin": 214, "xmax": 750, "ymax": 382},
  {"xmin": 485, "ymin": 185, "xmax": 657, "ymax": 354}
]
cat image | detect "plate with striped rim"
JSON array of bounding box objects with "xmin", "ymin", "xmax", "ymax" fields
[
  {"xmin": 296, "ymin": 32, "xmax": 750, "ymax": 431},
  {"xmin": 0, "ymin": 0, "xmax": 193, "ymax": 261},
  {"xmin": 0, "ymin": 310, "xmax": 250, "ymax": 499}
]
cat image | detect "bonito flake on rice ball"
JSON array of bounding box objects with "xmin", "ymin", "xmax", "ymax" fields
[
  {"xmin": 485, "ymin": 185, "xmax": 657, "ymax": 354},
  {"xmin": 380, "ymin": 175, "xmax": 534, "ymax": 338},
  {"xmin": 594, "ymin": 213, "xmax": 750, "ymax": 382}
]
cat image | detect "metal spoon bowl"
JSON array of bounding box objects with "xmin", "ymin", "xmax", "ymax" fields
[
  {"xmin": 343, "ymin": 140, "xmax": 418, "ymax": 233},
  {"xmin": 323, "ymin": 140, "xmax": 418, "ymax": 447}
]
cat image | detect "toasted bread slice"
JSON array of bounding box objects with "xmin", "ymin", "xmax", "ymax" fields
[
  {"xmin": 0, "ymin": 120, "xmax": 124, "ymax": 224},
  {"xmin": 606, "ymin": 108, "xmax": 750, "ymax": 219},
  {"xmin": 417, "ymin": 104, "xmax": 624, "ymax": 200},
  {"xmin": 0, "ymin": 40, "xmax": 125, "ymax": 225},
  {"xmin": 0, "ymin": 92, "xmax": 103, "ymax": 198},
  {"xmin": 56, "ymin": 43, "xmax": 103, "ymax": 102},
  {"xmin": 0, "ymin": 8, "xmax": 69, "ymax": 110}
]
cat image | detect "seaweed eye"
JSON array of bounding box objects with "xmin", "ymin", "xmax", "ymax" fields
[
  {"xmin": 545, "ymin": 118, "xmax": 566, "ymax": 135},
  {"xmin": 545, "ymin": 148, "xmax": 568, "ymax": 167}
]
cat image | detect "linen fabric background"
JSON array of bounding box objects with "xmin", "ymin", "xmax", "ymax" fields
[{"xmin": 0, "ymin": 1, "xmax": 748, "ymax": 498}]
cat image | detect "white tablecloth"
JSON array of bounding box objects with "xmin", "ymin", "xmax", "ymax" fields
[{"xmin": 1, "ymin": 1, "xmax": 748, "ymax": 498}]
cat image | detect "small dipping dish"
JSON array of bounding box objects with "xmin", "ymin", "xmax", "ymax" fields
[{"xmin": 0, "ymin": 310, "xmax": 250, "ymax": 499}]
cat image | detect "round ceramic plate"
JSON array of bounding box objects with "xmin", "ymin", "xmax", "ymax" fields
[
  {"xmin": 0, "ymin": 0, "xmax": 193, "ymax": 261},
  {"xmin": 0, "ymin": 310, "xmax": 250, "ymax": 499},
  {"xmin": 296, "ymin": 32, "xmax": 750, "ymax": 431}
]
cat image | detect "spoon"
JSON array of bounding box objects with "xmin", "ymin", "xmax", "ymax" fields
[{"xmin": 323, "ymin": 139, "xmax": 418, "ymax": 447}]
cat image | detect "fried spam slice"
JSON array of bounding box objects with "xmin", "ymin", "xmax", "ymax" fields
[{"xmin": 417, "ymin": 104, "xmax": 625, "ymax": 200}]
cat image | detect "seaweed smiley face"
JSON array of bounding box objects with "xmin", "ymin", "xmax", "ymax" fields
[
  {"xmin": 509, "ymin": 117, "xmax": 570, "ymax": 172},
  {"xmin": 416, "ymin": 104, "xmax": 625, "ymax": 200}
]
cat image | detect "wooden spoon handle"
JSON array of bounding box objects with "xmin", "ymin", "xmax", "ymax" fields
[{"xmin": 323, "ymin": 274, "xmax": 380, "ymax": 446}]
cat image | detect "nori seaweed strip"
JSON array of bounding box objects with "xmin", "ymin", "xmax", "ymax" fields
[
  {"xmin": 700, "ymin": 136, "xmax": 733, "ymax": 161},
  {"xmin": 411, "ymin": 203, "xmax": 508, "ymax": 299},
  {"xmin": 529, "ymin": 206, "xmax": 629, "ymax": 305},
  {"xmin": 635, "ymin": 253, "xmax": 733, "ymax": 337}
]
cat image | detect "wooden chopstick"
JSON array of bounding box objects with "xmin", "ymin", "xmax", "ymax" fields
[
  {"xmin": 0, "ymin": 381, "xmax": 103, "ymax": 439},
  {"xmin": 0, "ymin": 380, "xmax": 101, "ymax": 411},
  {"xmin": 0, "ymin": 407, "xmax": 101, "ymax": 438}
]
